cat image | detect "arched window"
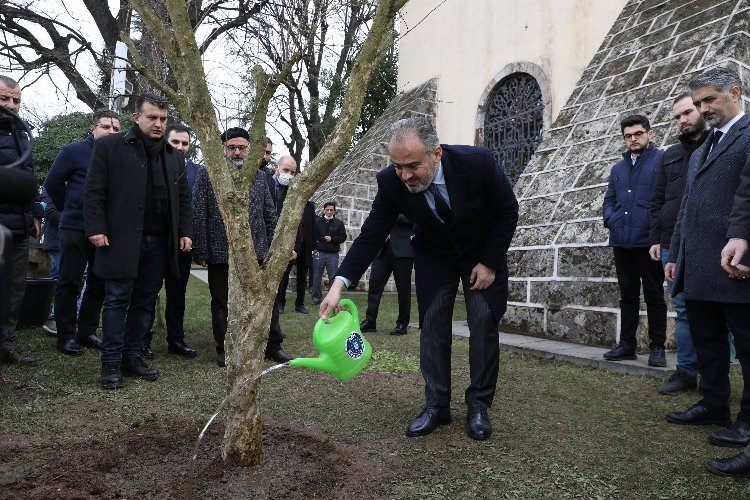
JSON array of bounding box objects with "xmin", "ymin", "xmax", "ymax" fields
[{"xmin": 483, "ymin": 73, "xmax": 545, "ymax": 185}]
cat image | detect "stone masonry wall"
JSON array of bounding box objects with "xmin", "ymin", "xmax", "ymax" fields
[{"xmin": 506, "ymin": 0, "xmax": 750, "ymax": 348}]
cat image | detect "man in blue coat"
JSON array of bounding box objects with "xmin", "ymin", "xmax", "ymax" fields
[
  {"xmin": 319, "ymin": 117, "xmax": 518, "ymax": 440},
  {"xmin": 602, "ymin": 115, "xmax": 667, "ymax": 367},
  {"xmin": 45, "ymin": 110, "xmax": 121, "ymax": 356}
]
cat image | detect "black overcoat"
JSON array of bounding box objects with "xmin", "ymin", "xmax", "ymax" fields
[
  {"xmin": 337, "ymin": 144, "xmax": 519, "ymax": 325},
  {"xmin": 668, "ymin": 114, "xmax": 750, "ymax": 303},
  {"xmin": 84, "ymin": 128, "xmax": 192, "ymax": 280}
]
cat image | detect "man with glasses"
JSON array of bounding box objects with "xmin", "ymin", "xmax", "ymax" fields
[{"xmin": 602, "ymin": 115, "xmax": 667, "ymax": 367}]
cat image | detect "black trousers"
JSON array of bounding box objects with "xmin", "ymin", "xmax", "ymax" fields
[
  {"xmin": 55, "ymin": 228, "xmax": 105, "ymax": 343},
  {"xmin": 365, "ymin": 242, "xmax": 413, "ymax": 325},
  {"xmin": 207, "ymin": 263, "xmax": 283, "ymax": 354},
  {"xmin": 421, "ymin": 265, "xmax": 500, "ymax": 409},
  {"xmin": 278, "ymin": 254, "xmax": 309, "ymax": 308},
  {"xmin": 687, "ymin": 300, "xmax": 750, "ymax": 419},
  {"xmin": 612, "ymin": 247, "xmax": 666, "ymax": 348},
  {"xmin": 0, "ymin": 234, "xmax": 28, "ymax": 349},
  {"xmin": 145, "ymin": 250, "xmax": 192, "ymax": 346}
]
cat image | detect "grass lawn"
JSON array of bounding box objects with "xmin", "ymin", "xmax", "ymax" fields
[{"xmin": 1, "ymin": 275, "xmax": 749, "ymax": 498}]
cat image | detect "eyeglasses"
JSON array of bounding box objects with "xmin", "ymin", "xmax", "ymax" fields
[
  {"xmin": 225, "ymin": 145, "xmax": 248, "ymax": 152},
  {"xmin": 623, "ymin": 131, "xmax": 646, "ymax": 140}
]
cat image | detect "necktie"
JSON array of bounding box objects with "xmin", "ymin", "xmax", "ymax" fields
[
  {"xmin": 427, "ymin": 183, "xmax": 452, "ymax": 223},
  {"xmin": 710, "ymin": 130, "xmax": 723, "ymax": 153}
]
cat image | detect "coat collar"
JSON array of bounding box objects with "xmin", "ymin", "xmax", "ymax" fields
[{"xmin": 620, "ymin": 142, "xmax": 656, "ymax": 164}]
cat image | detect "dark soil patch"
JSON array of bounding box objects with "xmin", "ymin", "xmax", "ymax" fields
[{"xmin": 1, "ymin": 418, "xmax": 380, "ymax": 499}]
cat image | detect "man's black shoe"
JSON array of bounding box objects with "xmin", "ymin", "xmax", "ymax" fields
[
  {"xmin": 265, "ymin": 349, "xmax": 293, "ymax": 363},
  {"xmin": 278, "ymin": 304, "xmax": 285, "ymax": 315},
  {"xmin": 359, "ymin": 319, "xmax": 377, "ymax": 333},
  {"xmin": 122, "ymin": 357, "xmax": 159, "ymax": 381},
  {"xmin": 706, "ymin": 451, "xmax": 750, "ymax": 478},
  {"xmin": 648, "ymin": 346, "xmax": 667, "ymax": 367},
  {"xmin": 100, "ymin": 361, "xmax": 123, "ymax": 390},
  {"xmin": 57, "ymin": 338, "xmax": 83, "ymax": 357},
  {"xmin": 295, "ymin": 305, "xmax": 309, "ymax": 315},
  {"xmin": 666, "ymin": 403, "xmax": 731, "ymax": 426},
  {"xmin": 0, "ymin": 348, "xmax": 37, "ymax": 365},
  {"xmin": 603, "ymin": 342, "xmax": 636, "ymax": 361},
  {"xmin": 311, "ymin": 299, "xmax": 321, "ymax": 306},
  {"xmin": 710, "ymin": 420, "xmax": 750, "ymax": 448},
  {"xmin": 141, "ymin": 345, "xmax": 154, "ymax": 359},
  {"xmin": 466, "ymin": 406, "xmax": 493, "ymax": 440},
  {"xmin": 167, "ymin": 340, "xmax": 197, "ymax": 358},
  {"xmin": 658, "ymin": 369, "xmax": 697, "ymax": 395},
  {"xmin": 405, "ymin": 406, "xmax": 452, "ymax": 437},
  {"xmin": 390, "ymin": 323, "xmax": 408, "ymax": 336},
  {"xmin": 77, "ymin": 334, "xmax": 102, "ymax": 350},
  {"xmin": 217, "ymin": 351, "xmax": 226, "ymax": 367}
]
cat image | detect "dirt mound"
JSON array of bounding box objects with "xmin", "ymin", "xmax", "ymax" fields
[{"xmin": 3, "ymin": 418, "xmax": 379, "ymax": 499}]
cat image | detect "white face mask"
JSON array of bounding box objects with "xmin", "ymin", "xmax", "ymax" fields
[
  {"xmin": 324, "ymin": 214, "xmax": 333, "ymax": 220},
  {"xmin": 277, "ymin": 172, "xmax": 294, "ymax": 186}
]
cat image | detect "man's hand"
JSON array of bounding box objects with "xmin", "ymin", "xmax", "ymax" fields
[
  {"xmin": 33, "ymin": 218, "xmax": 41, "ymax": 239},
  {"xmin": 319, "ymin": 278, "xmax": 346, "ymax": 319},
  {"xmin": 290, "ymin": 249, "xmax": 297, "ymax": 261},
  {"xmin": 469, "ymin": 263, "xmax": 496, "ymax": 291},
  {"xmin": 179, "ymin": 236, "xmax": 192, "ymax": 252},
  {"xmin": 721, "ymin": 239, "xmax": 749, "ymax": 277},
  {"xmin": 323, "ymin": 235, "xmax": 332, "ymax": 243},
  {"xmin": 195, "ymin": 259, "xmax": 207, "ymax": 267},
  {"xmin": 665, "ymin": 262, "xmax": 676, "ymax": 282},
  {"xmin": 89, "ymin": 234, "xmax": 109, "ymax": 247},
  {"xmin": 649, "ymin": 244, "xmax": 661, "ymax": 261}
]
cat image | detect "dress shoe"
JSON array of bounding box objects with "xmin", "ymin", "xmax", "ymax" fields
[
  {"xmin": 57, "ymin": 338, "xmax": 83, "ymax": 357},
  {"xmin": 466, "ymin": 406, "xmax": 493, "ymax": 440},
  {"xmin": 405, "ymin": 406, "xmax": 452, "ymax": 437},
  {"xmin": 167, "ymin": 340, "xmax": 197, "ymax": 358},
  {"xmin": 265, "ymin": 349, "xmax": 293, "ymax": 363},
  {"xmin": 121, "ymin": 357, "xmax": 159, "ymax": 381},
  {"xmin": 658, "ymin": 368, "xmax": 697, "ymax": 395},
  {"xmin": 295, "ymin": 305, "xmax": 309, "ymax": 315},
  {"xmin": 666, "ymin": 403, "xmax": 731, "ymax": 426},
  {"xmin": 390, "ymin": 322, "xmax": 408, "ymax": 336},
  {"xmin": 100, "ymin": 361, "xmax": 123, "ymax": 390},
  {"xmin": 311, "ymin": 299, "xmax": 321, "ymax": 306},
  {"xmin": 42, "ymin": 319, "xmax": 57, "ymax": 336},
  {"xmin": 705, "ymin": 450, "xmax": 750, "ymax": 478},
  {"xmin": 710, "ymin": 419, "xmax": 750, "ymax": 448},
  {"xmin": 278, "ymin": 304, "xmax": 285, "ymax": 314},
  {"xmin": 648, "ymin": 346, "xmax": 667, "ymax": 367},
  {"xmin": 77, "ymin": 334, "xmax": 102, "ymax": 350},
  {"xmin": 359, "ymin": 319, "xmax": 377, "ymax": 333},
  {"xmin": 217, "ymin": 351, "xmax": 226, "ymax": 367},
  {"xmin": 603, "ymin": 342, "xmax": 636, "ymax": 361},
  {"xmin": 0, "ymin": 347, "xmax": 37, "ymax": 365},
  {"xmin": 141, "ymin": 345, "xmax": 154, "ymax": 359}
]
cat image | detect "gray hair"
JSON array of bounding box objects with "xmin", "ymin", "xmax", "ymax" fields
[
  {"xmin": 686, "ymin": 67, "xmax": 743, "ymax": 95},
  {"xmin": 0, "ymin": 75, "xmax": 19, "ymax": 88},
  {"xmin": 388, "ymin": 116, "xmax": 440, "ymax": 154}
]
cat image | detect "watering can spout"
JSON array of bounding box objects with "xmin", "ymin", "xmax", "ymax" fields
[{"xmin": 288, "ymin": 298, "xmax": 372, "ymax": 381}]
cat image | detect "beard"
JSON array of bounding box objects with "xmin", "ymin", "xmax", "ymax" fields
[
  {"xmin": 403, "ymin": 164, "xmax": 438, "ymax": 194},
  {"xmin": 228, "ymin": 157, "xmax": 244, "ymax": 168}
]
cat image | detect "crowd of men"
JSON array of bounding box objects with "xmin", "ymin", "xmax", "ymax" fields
[{"xmin": 2, "ymin": 64, "xmax": 750, "ymax": 477}]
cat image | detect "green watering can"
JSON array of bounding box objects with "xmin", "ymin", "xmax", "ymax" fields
[{"xmin": 289, "ymin": 299, "xmax": 372, "ymax": 380}]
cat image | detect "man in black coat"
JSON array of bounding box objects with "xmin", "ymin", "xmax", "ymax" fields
[
  {"xmin": 0, "ymin": 75, "xmax": 41, "ymax": 366},
  {"xmin": 84, "ymin": 93, "xmax": 192, "ymax": 390},
  {"xmin": 659, "ymin": 68, "xmax": 750, "ymax": 477},
  {"xmin": 311, "ymin": 202, "xmax": 347, "ymax": 305},
  {"xmin": 649, "ymin": 94, "xmax": 709, "ymax": 394},
  {"xmin": 319, "ymin": 117, "xmax": 518, "ymax": 441},
  {"xmin": 359, "ymin": 214, "xmax": 414, "ymax": 335}
]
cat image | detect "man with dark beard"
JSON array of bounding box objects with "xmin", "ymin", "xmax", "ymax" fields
[{"xmin": 649, "ymin": 94, "xmax": 709, "ymax": 394}]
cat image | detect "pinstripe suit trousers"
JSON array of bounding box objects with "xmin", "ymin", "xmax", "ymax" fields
[{"xmin": 420, "ymin": 265, "xmax": 500, "ymax": 409}]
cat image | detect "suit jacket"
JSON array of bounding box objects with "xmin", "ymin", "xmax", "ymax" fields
[
  {"xmin": 44, "ymin": 134, "xmax": 95, "ymax": 231},
  {"xmin": 337, "ymin": 144, "xmax": 519, "ymax": 324},
  {"xmin": 382, "ymin": 214, "xmax": 413, "ymax": 258},
  {"xmin": 668, "ymin": 114, "xmax": 750, "ymax": 303},
  {"xmin": 728, "ymin": 152, "xmax": 750, "ymax": 241},
  {"xmin": 84, "ymin": 128, "xmax": 192, "ymax": 280}
]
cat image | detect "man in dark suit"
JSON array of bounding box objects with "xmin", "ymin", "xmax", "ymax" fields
[
  {"xmin": 319, "ymin": 117, "xmax": 518, "ymax": 440},
  {"xmin": 359, "ymin": 214, "xmax": 414, "ymax": 335},
  {"xmin": 659, "ymin": 68, "xmax": 750, "ymax": 477},
  {"xmin": 84, "ymin": 93, "xmax": 192, "ymax": 389}
]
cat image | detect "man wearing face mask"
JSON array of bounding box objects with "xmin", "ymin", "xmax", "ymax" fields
[
  {"xmin": 192, "ymin": 127, "xmax": 292, "ymax": 367},
  {"xmin": 311, "ymin": 202, "xmax": 347, "ymax": 306}
]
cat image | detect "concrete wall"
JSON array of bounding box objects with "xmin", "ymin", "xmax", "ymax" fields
[{"xmin": 397, "ymin": 0, "xmax": 628, "ymax": 144}]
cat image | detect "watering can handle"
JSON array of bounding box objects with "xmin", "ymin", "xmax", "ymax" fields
[{"xmin": 337, "ymin": 298, "xmax": 358, "ymax": 321}]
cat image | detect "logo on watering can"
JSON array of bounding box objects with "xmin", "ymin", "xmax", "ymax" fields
[{"xmin": 345, "ymin": 332, "xmax": 365, "ymax": 359}]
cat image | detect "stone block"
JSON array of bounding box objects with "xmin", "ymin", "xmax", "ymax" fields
[
  {"xmin": 574, "ymin": 161, "xmax": 611, "ymax": 189},
  {"xmin": 608, "ymin": 19, "xmax": 651, "ymax": 48},
  {"xmin": 633, "ymin": 24, "xmax": 677, "ymax": 52},
  {"xmin": 631, "ymin": 42, "xmax": 675, "ymax": 71},
  {"xmin": 644, "ymin": 49, "xmax": 697, "ymax": 85},
  {"xmin": 508, "ymin": 280, "xmax": 527, "ymax": 303},
  {"xmin": 513, "ymin": 173, "xmax": 536, "ymax": 198},
  {"xmin": 647, "ymin": 10, "xmax": 675, "ymax": 32},
  {"xmin": 552, "ymin": 187, "xmax": 606, "ymax": 222},
  {"xmin": 569, "ymin": 116, "xmax": 617, "ymax": 143},
  {"xmin": 517, "ymin": 194, "xmax": 559, "ymax": 226},
  {"xmin": 576, "ymin": 78, "xmax": 614, "ymax": 105},
  {"xmin": 596, "ymin": 54, "xmax": 636, "ymax": 79},
  {"xmin": 540, "ymin": 125, "xmax": 573, "ymax": 150},
  {"xmin": 510, "ymin": 224, "xmax": 561, "ymax": 247},
  {"xmin": 703, "ymin": 33, "xmax": 750, "ymax": 67},
  {"xmin": 554, "ymin": 219, "xmax": 609, "ymax": 245},
  {"xmin": 507, "ymin": 249, "xmax": 554, "ymax": 278},
  {"xmin": 728, "ymin": 7, "xmax": 750, "ymax": 36},
  {"xmin": 600, "ymin": 135, "xmax": 626, "ymax": 160},
  {"xmin": 554, "ymin": 106, "xmax": 579, "ymax": 128},
  {"xmin": 672, "ymin": 19, "xmax": 725, "ymax": 55},
  {"xmin": 547, "ymin": 307, "xmax": 617, "ymax": 346},
  {"xmin": 500, "ymin": 304, "xmax": 545, "ymax": 336},
  {"xmin": 557, "ymin": 246, "xmax": 616, "ymax": 278},
  {"xmin": 607, "ymin": 67, "xmax": 648, "ymax": 94},
  {"xmin": 523, "ymin": 148, "xmax": 557, "ymax": 173},
  {"xmin": 572, "ymin": 100, "xmax": 604, "ymax": 123},
  {"xmin": 530, "ymin": 280, "xmax": 621, "ymax": 309},
  {"xmin": 524, "ymin": 166, "xmax": 579, "ymax": 197},
  {"xmin": 560, "ymin": 138, "xmax": 609, "ymax": 166},
  {"xmin": 675, "ymin": 1, "xmax": 736, "ymax": 34}
]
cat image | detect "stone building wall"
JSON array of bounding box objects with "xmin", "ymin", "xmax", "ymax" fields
[{"xmin": 505, "ymin": 0, "xmax": 750, "ymax": 348}]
